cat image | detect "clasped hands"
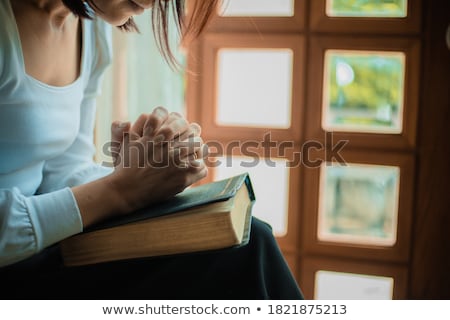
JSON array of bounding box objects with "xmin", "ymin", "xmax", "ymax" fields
[{"xmin": 108, "ymin": 106, "xmax": 208, "ymax": 212}]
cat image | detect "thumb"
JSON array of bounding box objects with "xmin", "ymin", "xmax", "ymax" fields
[{"xmin": 111, "ymin": 121, "xmax": 131, "ymax": 143}]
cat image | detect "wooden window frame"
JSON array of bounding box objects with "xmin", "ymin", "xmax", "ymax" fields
[
  {"xmin": 302, "ymin": 150, "xmax": 415, "ymax": 262},
  {"xmin": 185, "ymin": 0, "xmax": 431, "ymax": 298},
  {"xmin": 284, "ymin": 252, "xmax": 300, "ymax": 281},
  {"xmin": 206, "ymin": 0, "xmax": 306, "ymax": 33},
  {"xmin": 208, "ymin": 146, "xmax": 302, "ymax": 254},
  {"xmin": 300, "ymin": 256, "xmax": 408, "ymax": 299},
  {"xmin": 199, "ymin": 33, "xmax": 306, "ymax": 143},
  {"xmin": 310, "ymin": 0, "xmax": 422, "ymax": 34},
  {"xmin": 305, "ymin": 36, "xmax": 421, "ymax": 150},
  {"xmin": 205, "ymin": 145, "xmax": 302, "ymax": 280}
]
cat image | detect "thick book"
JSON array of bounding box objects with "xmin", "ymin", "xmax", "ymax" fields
[{"xmin": 60, "ymin": 173, "xmax": 255, "ymax": 267}]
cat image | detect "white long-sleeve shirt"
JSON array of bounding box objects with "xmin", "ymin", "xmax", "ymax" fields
[{"xmin": 0, "ymin": 0, "xmax": 113, "ymax": 267}]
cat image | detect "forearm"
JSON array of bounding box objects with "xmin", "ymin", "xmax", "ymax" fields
[{"xmin": 72, "ymin": 174, "xmax": 129, "ymax": 228}]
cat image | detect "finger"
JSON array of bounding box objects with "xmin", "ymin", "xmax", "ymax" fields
[
  {"xmin": 171, "ymin": 136, "xmax": 205, "ymax": 160},
  {"xmin": 187, "ymin": 165, "xmax": 208, "ymax": 183},
  {"xmin": 188, "ymin": 140, "xmax": 208, "ymax": 161},
  {"xmin": 166, "ymin": 112, "xmax": 190, "ymax": 139},
  {"xmin": 186, "ymin": 157, "xmax": 205, "ymax": 169},
  {"xmin": 130, "ymin": 114, "xmax": 148, "ymax": 137},
  {"xmin": 111, "ymin": 121, "xmax": 130, "ymax": 166},
  {"xmin": 170, "ymin": 150, "xmax": 207, "ymax": 172},
  {"xmin": 143, "ymin": 107, "xmax": 170, "ymax": 139},
  {"xmin": 188, "ymin": 144, "xmax": 209, "ymax": 166},
  {"xmin": 111, "ymin": 121, "xmax": 130, "ymax": 142},
  {"xmin": 177, "ymin": 122, "xmax": 202, "ymax": 142},
  {"xmin": 154, "ymin": 114, "xmax": 189, "ymax": 143}
]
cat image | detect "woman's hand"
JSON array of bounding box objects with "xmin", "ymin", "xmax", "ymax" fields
[
  {"xmin": 75, "ymin": 107, "xmax": 207, "ymax": 228},
  {"xmin": 110, "ymin": 107, "xmax": 204, "ymax": 167},
  {"xmin": 108, "ymin": 107, "xmax": 208, "ymax": 213}
]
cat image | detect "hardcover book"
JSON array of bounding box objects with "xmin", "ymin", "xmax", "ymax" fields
[{"xmin": 60, "ymin": 173, "xmax": 255, "ymax": 266}]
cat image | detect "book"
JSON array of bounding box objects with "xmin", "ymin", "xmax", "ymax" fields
[{"xmin": 60, "ymin": 173, "xmax": 255, "ymax": 267}]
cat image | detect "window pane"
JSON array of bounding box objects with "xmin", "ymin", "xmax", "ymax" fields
[
  {"xmin": 323, "ymin": 50, "xmax": 405, "ymax": 133},
  {"xmin": 315, "ymin": 271, "xmax": 394, "ymax": 299},
  {"xmin": 326, "ymin": 0, "xmax": 407, "ymax": 18},
  {"xmin": 318, "ymin": 163, "xmax": 400, "ymax": 246},
  {"xmin": 217, "ymin": 49, "xmax": 293, "ymax": 128},
  {"xmin": 215, "ymin": 156, "xmax": 290, "ymax": 236},
  {"xmin": 220, "ymin": 0, "xmax": 294, "ymax": 17}
]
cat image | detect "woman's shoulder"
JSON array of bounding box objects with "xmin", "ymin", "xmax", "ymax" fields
[
  {"xmin": 85, "ymin": 18, "xmax": 112, "ymax": 64},
  {"xmin": 0, "ymin": 0, "xmax": 18, "ymax": 40},
  {"xmin": 81, "ymin": 17, "xmax": 113, "ymax": 96},
  {"xmin": 0, "ymin": 0, "xmax": 24, "ymax": 90},
  {"xmin": 84, "ymin": 17, "xmax": 112, "ymax": 74}
]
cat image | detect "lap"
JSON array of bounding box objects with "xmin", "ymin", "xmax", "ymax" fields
[{"xmin": 0, "ymin": 218, "xmax": 303, "ymax": 300}]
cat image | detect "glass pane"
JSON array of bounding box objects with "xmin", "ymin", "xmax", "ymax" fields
[
  {"xmin": 215, "ymin": 156, "xmax": 290, "ymax": 236},
  {"xmin": 220, "ymin": 0, "xmax": 294, "ymax": 17},
  {"xmin": 323, "ymin": 50, "xmax": 405, "ymax": 133},
  {"xmin": 315, "ymin": 271, "xmax": 394, "ymax": 300},
  {"xmin": 326, "ymin": 0, "xmax": 407, "ymax": 18},
  {"xmin": 217, "ymin": 49, "xmax": 293, "ymax": 128},
  {"xmin": 318, "ymin": 163, "xmax": 400, "ymax": 246}
]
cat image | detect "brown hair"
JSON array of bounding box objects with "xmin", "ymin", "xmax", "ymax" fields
[{"xmin": 62, "ymin": 0, "xmax": 218, "ymax": 68}]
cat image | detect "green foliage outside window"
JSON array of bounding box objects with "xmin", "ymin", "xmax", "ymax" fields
[
  {"xmin": 328, "ymin": 0, "xmax": 407, "ymax": 17},
  {"xmin": 326, "ymin": 52, "xmax": 404, "ymax": 128}
]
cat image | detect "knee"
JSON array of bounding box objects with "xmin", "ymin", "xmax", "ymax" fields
[{"xmin": 249, "ymin": 218, "xmax": 277, "ymax": 247}]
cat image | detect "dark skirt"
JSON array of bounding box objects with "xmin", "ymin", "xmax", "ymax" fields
[{"xmin": 0, "ymin": 218, "xmax": 303, "ymax": 300}]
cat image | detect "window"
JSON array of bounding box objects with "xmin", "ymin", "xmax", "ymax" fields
[
  {"xmin": 186, "ymin": 0, "xmax": 421, "ymax": 299},
  {"xmin": 322, "ymin": 50, "xmax": 405, "ymax": 134},
  {"xmin": 318, "ymin": 163, "xmax": 400, "ymax": 246},
  {"xmin": 220, "ymin": 0, "xmax": 295, "ymax": 17},
  {"xmin": 216, "ymin": 49, "xmax": 293, "ymax": 128},
  {"xmin": 315, "ymin": 271, "xmax": 394, "ymax": 300},
  {"xmin": 215, "ymin": 156, "xmax": 291, "ymax": 236},
  {"xmin": 326, "ymin": 0, "xmax": 408, "ymax": 18}
]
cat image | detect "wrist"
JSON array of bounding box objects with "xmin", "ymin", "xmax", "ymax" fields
[
  {"xmin": 72, "ymin": 174, "xmax": 133, "ymax": 228},
  {"xmin": 103, "ymin": 172, "xmax": 137, "ymax": 215}
]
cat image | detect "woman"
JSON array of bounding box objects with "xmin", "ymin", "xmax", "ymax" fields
[{"xmin": 0, "ymin": 0, "xmax": 303, "ymax": 299}]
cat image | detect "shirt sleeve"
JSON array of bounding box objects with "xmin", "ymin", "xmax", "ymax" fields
[{"xmin": 0, "ymin": 187, "xmax": 82, "ymax": 267}]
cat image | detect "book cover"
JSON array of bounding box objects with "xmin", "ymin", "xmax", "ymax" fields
[
  {"xmin": 60, "ymin": 173, "xmax": 256, "ymax": 266},
  {"xmin": 87, "ymin": 172, "xmax": 255, "ymax": 232}
]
